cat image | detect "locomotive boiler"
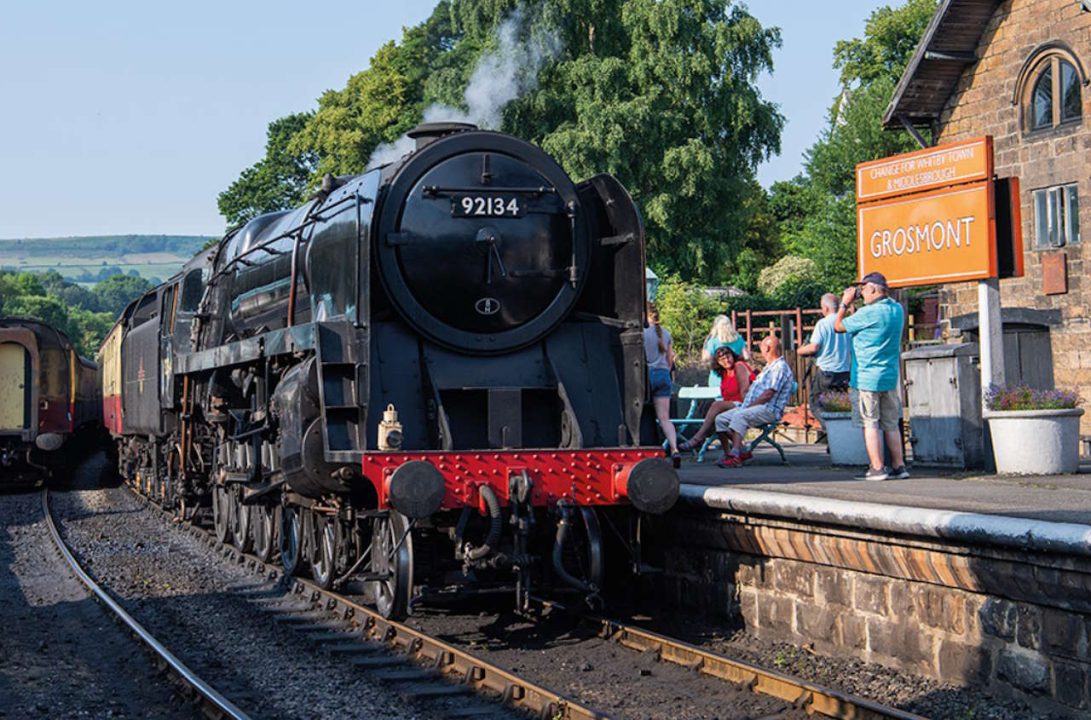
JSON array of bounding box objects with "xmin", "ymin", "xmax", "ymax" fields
[
  {"xmin": 0, "ymin": 317, "xmax": 100, "ymax": 485},
  {"xmin": 105, "ymin": 123, "xmax": 678, "ymax": 618}
]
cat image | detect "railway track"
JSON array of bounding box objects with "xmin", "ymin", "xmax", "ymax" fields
[
  {"xmin": 41, "ymin": 489, "xmax": 253, "ymax": 720},
  {"xmin": 123, "ymin": 487, "xmax": 927, "ymax": 720}
]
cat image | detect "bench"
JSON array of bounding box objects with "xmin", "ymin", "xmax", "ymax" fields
[
  {"xmin": 665, "ymin": 384, "xmax": 797, "ymax": 465},
  {"xmin": 667, "ymin": 385, "xmax": 722, "ymax": 462}
]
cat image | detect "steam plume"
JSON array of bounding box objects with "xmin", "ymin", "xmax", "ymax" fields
[{"xmin": 369, "ymin": 8, "xmax": 562, "ymax": 167}]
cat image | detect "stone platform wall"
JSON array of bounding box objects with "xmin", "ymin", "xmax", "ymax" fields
[{"xmin": 647, "ymin": 510, "xmax": 1091, "ymax": 716}]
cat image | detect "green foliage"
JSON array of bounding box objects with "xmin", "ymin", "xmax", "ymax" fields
[
  {"xmin": 756, "ymin": 255, "xmax": 818, "ymax": 296},
  {"xmin": 654, "ymin": 275, "xmax": 719, "ymax": 363},
  {"xmin": 771, "ymin": 0, "xmax": 937, "ymax": 288},
  {"xmin": 217, "ymin": 113, "xmax": 318, "ymax": 227},
  {"xmin": 0, "ymin": 269, "xmax": 145, "ymax": 357},
  {"xmin": 0, "ymin": 235, "xmax": 209, "ymax": 256},
  {"xmin": 522, "ymin": 1, "xmax": 783, "ymax": 281},
  {"xmin": 93, "ymin": 274, "xmax": 153, "ymax": 317},
  {"xmin": 221, "ymin": 1, "xmax": 783, "ymax": 283}
]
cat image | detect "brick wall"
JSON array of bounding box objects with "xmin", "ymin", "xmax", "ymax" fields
[
  {"xmin": 651, "ymin": 511, "xmax": 1091, "ymax": 716},
  {"xmin": 933, "ymin": 0, "xmax": 1091, "ymax": 432}
]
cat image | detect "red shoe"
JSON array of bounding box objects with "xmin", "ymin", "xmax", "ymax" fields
[
  {"xmin": 716, "ymin": 455, "xmax": 742, "ymax": 469},
  {"xmin": 739, "ymin": 451, "xmax": 753, "ymax": 463}
]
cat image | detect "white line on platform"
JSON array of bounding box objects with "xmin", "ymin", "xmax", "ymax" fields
[{"xmin": 681, "ymin": 485, "xmax": 1091, "ymax": 556}]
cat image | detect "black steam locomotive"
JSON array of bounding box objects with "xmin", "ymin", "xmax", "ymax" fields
[{"xmin": 103, "ymin": 123, "xmax": 678, "ymax": 617}]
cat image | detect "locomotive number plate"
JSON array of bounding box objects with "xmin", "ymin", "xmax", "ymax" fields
[{"xmin": 452, "ymin": 195, "xmax": 524, "ymax": 218}]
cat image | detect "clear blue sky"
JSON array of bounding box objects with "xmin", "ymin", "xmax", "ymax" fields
[{"xmin": 0, "ymin": 1, "xmax": 888, "ymax": 239}]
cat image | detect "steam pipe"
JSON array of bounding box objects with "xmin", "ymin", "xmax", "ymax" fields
[
  {"xmin": 552, "ymin": 505, "xmax": 594, "ymax": 593},
  {"xmin": 466, "ymin": 484, "xmax": 502, "ymax": 561}
]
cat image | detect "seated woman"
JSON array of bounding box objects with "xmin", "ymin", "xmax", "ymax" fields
[
  {"xmin": 700, "ymin": 315, "xmax": 749, "ymax": 387},
  {"xmin": 679, "ymin": 346, "xmax": 754, "ymax": 451}
]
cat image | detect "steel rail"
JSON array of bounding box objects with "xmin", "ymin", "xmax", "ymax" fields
[
  {"xmin": 129, "ymin": 486, "xmax": 923, "ymax": 720},
  {"xmin": 41, "ymin": 490, "xmax": 253, "ymax": 720},
  {"xmin": 132, "ymin": 491, "xmax": 611, "ymax": 720},
  {"xmin": 590, "ymin": 617, "xmax": 928, "ymax": 720}
]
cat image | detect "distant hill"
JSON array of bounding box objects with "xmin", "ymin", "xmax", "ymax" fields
[{"xmin": 0, "ymin": 234, "xmax": 213, "ymax": 285}]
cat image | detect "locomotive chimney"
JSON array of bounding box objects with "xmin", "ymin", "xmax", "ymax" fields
[{"xmin": 407, "ymin": 122, "xmax": 478, "ymax": 150}]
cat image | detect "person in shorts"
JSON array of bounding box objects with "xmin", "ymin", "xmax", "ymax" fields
[
  {"xmin": 711, "ymin": 335, "xmax": 795, "ymax": 468},
  {"xmin": 834, "ymin": 272, "xmax": 908, "ymax": 481},
  {"xmin": 644, "ymin": 302, "xmax": 680, "ymax": 466},
  {"xmin": 798, "ymin": 292, "xmax": 852, "ymax": 415}
]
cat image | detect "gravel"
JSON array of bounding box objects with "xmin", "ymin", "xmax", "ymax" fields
[
  {"xmin": 47, "ymin": 473, "xmax": 439, "ymax": 720},
  {"xmin": 649, "ymin": 616, "xmax": 1070, "ymax": 720},
  {"xmin": 39, "ymin": 458, "xmax": 1069, "ymax": 719},
  {"xmin": 404, "ymin": 608, "xmax": 806, "ymax": 719},
  {"xmin": 0, "ymin": 488, "xmax": 199, "ymax": 720}
]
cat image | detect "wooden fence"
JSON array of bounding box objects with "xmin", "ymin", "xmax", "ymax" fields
[{"xmin": 729, "ymin": 307, "xmax": 941, "ymax": 439}]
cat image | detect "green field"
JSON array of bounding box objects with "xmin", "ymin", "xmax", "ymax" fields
[{"xmin": 0, "ymin": 235, "xmax": 212, "ymax": 284}]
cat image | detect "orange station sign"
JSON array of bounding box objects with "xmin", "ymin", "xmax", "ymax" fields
[{"xmin": 856, "ymin": 136, "xmax": 1006, "ymax": 288}]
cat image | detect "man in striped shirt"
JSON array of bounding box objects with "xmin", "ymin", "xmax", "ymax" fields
[{"xmin": 713, "ymin": 335, "xmax": 795, "ymax": 468}]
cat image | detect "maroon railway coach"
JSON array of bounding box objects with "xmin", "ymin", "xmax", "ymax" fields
[{"xmin": 0, "ymin": 317, "xmax": 100, "ymax": 484}]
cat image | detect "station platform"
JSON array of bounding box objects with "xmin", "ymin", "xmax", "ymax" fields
[
  {"xmin": 677, "ymin": 443, "xmax": 1091, "ymax": 555},
  {"xmin": 662, "ymin": 443, "xmax": 1091, "ymax": 715}
]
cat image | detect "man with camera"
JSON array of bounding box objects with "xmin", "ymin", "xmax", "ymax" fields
[{"xmin": 834, "ymin": 272, "xmax": 908, "ymax": 481}]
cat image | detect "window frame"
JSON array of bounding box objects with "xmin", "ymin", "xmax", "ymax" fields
[
  {"xmin": 1017, "ymin": 46, "xmax": 1085, "ymax": 135},
  {"xmin": 1032, "ymin": 183, "xmax": 1081, "ymax": 250}
]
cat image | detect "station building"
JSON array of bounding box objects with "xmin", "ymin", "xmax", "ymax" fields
[{"xmin": 886, "ymin": 0, "xmax": 1091, "ymax": 434}]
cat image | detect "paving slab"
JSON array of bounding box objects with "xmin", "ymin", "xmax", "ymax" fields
[{"xmin": 677, "ymin": 442, "xmax": 1091, "ymax": 526}]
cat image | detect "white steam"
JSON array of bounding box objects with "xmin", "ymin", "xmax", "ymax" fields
[{"xmin": 368, "ymin": 7, "xmax": 562, "ymax": 167}]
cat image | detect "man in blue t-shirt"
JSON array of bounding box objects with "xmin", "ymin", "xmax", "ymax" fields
[
  {"xmin": 834, "ymin": 272, "xmax": 907, "ymax": 482},
  {"xmin": 798, "ymin": 293, "xmax": 852, "ymax": 416}
]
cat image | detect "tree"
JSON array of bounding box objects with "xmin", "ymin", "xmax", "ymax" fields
[
  {"xmin": 219, "ymin": 1, "xmax": 782, "ymax": 283},
  {"xmin": 217, "ymin": 113, "xmax": 318, "ymax": 228},
  {"xmin": 93, "ymin": 274, "xmax": 152, "ymax": 317},
  {"xmin": 774, "ymin": 0, "xmax": 937, "ymax": 287},
  {"xmin": 511, "ymin": 0, "xmax": 783, "ymax": 281}
]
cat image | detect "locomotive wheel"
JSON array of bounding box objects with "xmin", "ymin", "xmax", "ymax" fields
[
  {"xmin": 212, "ymin": 485, "xmax": 230, "ymax": 544},
  {"xmin": 310, "ymin": 514, "xmax": 337, "ymax": 589},
  {"xmin": 572, "ymin": 508, "xmax": 606, "ymax": 594},
  {"xmin": 279, "ymin": 506, "xmax": 302, "ymax": 576},
  {"xmin": 251, "ymin": 505, "xmax": 276, "ymax": 563},
  {"xmin": 371, "ymin": 511, "xmax": 412, "ymax": 620},
  {"xmin": 230, "ymin": 487, "xmax": 253, "ymax": 552}
]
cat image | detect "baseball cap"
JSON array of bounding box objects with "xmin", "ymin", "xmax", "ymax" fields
[{"xmin": 860, "ymin": 271, "xmax": 888, "ymax": 289}]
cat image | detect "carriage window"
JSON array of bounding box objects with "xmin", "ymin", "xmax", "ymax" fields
[
  {"xmin": 161, "ymin": 285, "xmax": 176, "ymax": 332},
  {"xmin": 131, "ymin": 292, "xmax": 159, "ymax": 325},
  {"xmin": 180, "ymin": 269, "xmax": 204, "ymax": 312}
]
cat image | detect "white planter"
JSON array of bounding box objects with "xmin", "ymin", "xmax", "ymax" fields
[
  {"xmin": 985, "ymin": 408, "xmax": 1085, "ymax": 475},
  {"xmin": 823, "ymin": 412, "xmax": 870, "ymax": 466}
]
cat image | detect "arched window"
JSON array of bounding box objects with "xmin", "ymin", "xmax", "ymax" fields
[{"xmin": 1016, "ymin": 45, "xmax": 1085, "ymax": 133}]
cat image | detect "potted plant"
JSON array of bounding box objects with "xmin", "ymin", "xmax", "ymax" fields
[
  {"xmin": 984, "ymin": 385, "xmax": 1084, "ymax": 475},
  {"xmin": 816, "ymin": 390, "xmax": 869, "ymax": 466}
]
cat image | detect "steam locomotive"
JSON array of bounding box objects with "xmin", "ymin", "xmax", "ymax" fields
[
  {"xmin": 101, "ymin": 123, "xmax": 678, "ymax": 617},
  {"xmin": 0, "ymin": 318, "xmax": 100, "ymax": 485}
]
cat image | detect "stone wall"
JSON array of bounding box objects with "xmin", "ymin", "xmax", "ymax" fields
[
  {"xmin": 649, "ymin": 510, "xmax": 1091, "ymax": 716},
  {"xmin": 931, "ymin": 0, "xmax": 1091, "ymax": 433}
]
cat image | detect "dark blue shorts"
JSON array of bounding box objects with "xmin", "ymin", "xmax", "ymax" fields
[{"xmin": 649, "ymin": 368, "xmax": 673, "ymax": 399}]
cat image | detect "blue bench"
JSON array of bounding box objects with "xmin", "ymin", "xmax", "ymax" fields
[
  {"xmin": 668, "ymin": 386, "xmax": 721, "ymax": 462},
  {"xmin": 665, "ymin": 383, "xmax": 797, "ymax": 465}
]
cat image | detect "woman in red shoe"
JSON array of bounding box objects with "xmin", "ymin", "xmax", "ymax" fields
[{"xmin": 678, "ymin": 346, "xmax": 755, "ymax": 452}]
